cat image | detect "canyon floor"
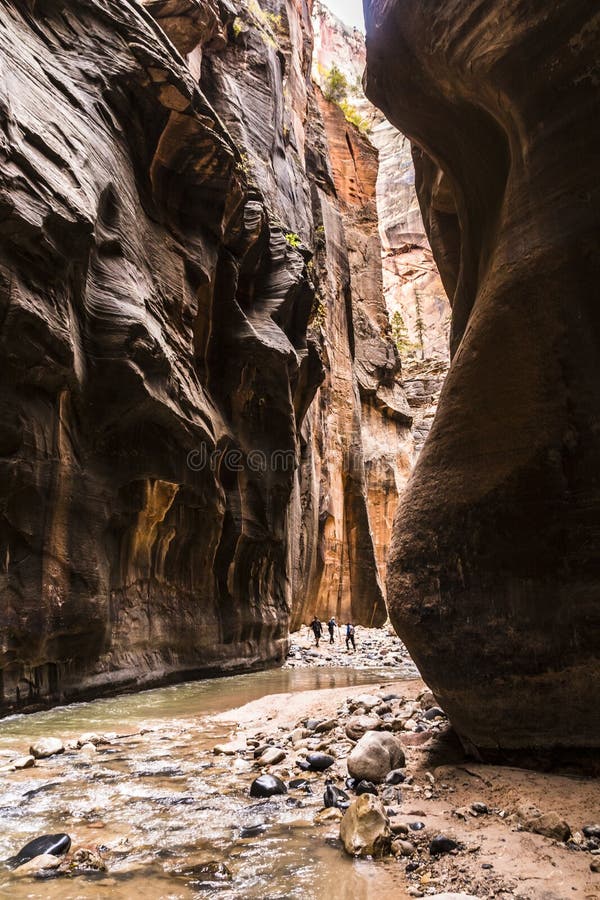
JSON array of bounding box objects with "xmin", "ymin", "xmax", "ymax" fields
[
  {"xmin": 0, "ymin": 630, "xmax": 598, "ymax": 899},
  {"xmin": 215, "ymin": 635, "xmax": 600, "ymax": 900}
]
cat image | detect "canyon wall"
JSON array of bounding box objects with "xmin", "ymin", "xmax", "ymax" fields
[
  {"xmin": 0, "ymin": 0, "xmax": 404, "ymax": 711},
  {"xmin": 365, "ymin": 0, "xmax": 600, "ymax": 751},
  {"xmin": 312, "ymin": 0, "xmax": 449, "ymax": 454}
]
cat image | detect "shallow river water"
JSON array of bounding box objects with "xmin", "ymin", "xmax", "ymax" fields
[{"xmin": 0, "ymin": 667, "xmax": 414, "ymax": 900}]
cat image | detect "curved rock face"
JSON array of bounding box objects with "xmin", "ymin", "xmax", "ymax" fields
[
  {"xmin": 365, "ymin": 0, "xmax": 600, "ymax": 750},
  {"xmin": 0, "ymin": 0, "xmax": 405, "ymax": 710}
]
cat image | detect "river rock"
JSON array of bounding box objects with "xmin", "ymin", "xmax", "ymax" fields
[
  {"xmin": 7, "ymin": 833, "xmax": 72, "ymax": 869},
  {"xmin": 391, "ymin": 839, "xmax": 416, "ymax": 857},
  {"xmin": 521, "ymin": 811, "xmax": 571, "ymax": 842},
  {"xmin": 385, "ymin": 769, "xmax": 406, "ymax": 785},
  {"xmin": 356, "ymin": 780, "xmax": 378, "ymax": 796},
  {"xmin": 430, "ymin": 834, "xmax": 459, "ymax": 855},
  {"xmin": 257, "ymin": 747, "xmax": 286, "ymax": 766},
  {"xmin": 29, "ymin": 738, "xmax": 64, "ymax": 760},
  {"xmin": 324, "ymin": 784, "xmax": 350, "ymax": 809},
  {"xmin": 79, "ymin": 742, "xmax": 97, "ymax": 755},
  {"xmin": 12, "ymin": 755, "xmax": 35, "ymax": 770},
  {"xmin": 583, "ymin": 825, "xmax": 600, "ymax": 839},
  {"xmin": 71, "ymin": 848, "xmax": 107, "ymax": 872},
  {"xmin": 240, "ymin": 824, "xmax": 267, "ymax": 838},
  {"xmin": 250, "ymin": 775, "xmax": 287, "ymax": 798},
  {"xmin": 345, "ymin": 716, "xmax": 381, "ymax": 742},
  {"xmin": 214, "ymin": 738, "xmax": 246, "ymax": 756},
  {"xmin": 352, "ymin": 694, "xmax": 381, "ymax": 711},
  {"xmin": 13, "ymin": 853, "xmax": 63, "ymax": 876},
  {"xmin": 347, "ymin": 732, "xmax": 405, "ymax": 783},
  {"xmin": 175, "ymin": 862, "xmax": 232, "ymax": 885},
  {"xmin": 314, "ymin": 719, "xmax": 337, "ymax": 734},
  {"xmin": 423, "ymin": 707, "xmax": 445, "ymax": 721},
  {"xmin": 315, "ymin": 807, "xmax": 344, "ymax": 823},
  {"xmin": 305, "ymin": 753, "xmax": 335, "ymax": 772},
  {"xmin": 340, "ymin": 794, "xmax": 392, "ymax": 858}
]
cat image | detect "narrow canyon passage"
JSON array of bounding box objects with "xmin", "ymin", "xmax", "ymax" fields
[{"xmin": 0, "ymin": 0, "xmax": 598, "ymax": 897}]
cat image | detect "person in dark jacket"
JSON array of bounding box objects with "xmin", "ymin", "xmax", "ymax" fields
[
  {"xmin": 327, "ymin": 617, "xmax": 337, "ymax": 644},
  {"xmin": 310, "ymin": 617, "xmax": 323, "ymax": 647},
  {"xmin": 345, "ymin": 622, "xmax": 356, "ymax": 651}
]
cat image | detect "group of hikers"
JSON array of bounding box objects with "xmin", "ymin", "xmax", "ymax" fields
[{"xmin": 310, "ymin": 616, "xmax": 356, "ymax": 650}]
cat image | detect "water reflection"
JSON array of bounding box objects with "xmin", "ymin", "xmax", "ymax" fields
[{"xmin": 0, "ymin": 668, "xmax": 413, "ymax": 899}]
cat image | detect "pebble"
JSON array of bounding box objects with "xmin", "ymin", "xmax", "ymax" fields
[
  {"xmin": 12, "ymin": 852, "xmax": 62, "ymax": 876},
  {"xmin": 257, "ymin": 747, "xmax": 286, "ymax": 766},
  {"xmin": 250, "ymin": 775, "xmax": 287, "ymax": 798},
  {"xmin": 240, "ymin": 824, "xmax": 267, "ymax": 838},
  {"xmin": 29, "ymin": 738, "xmax": 64, "ymax": 760},
  {"xmin": 391, "ymin": 839, "xmax": 416, "ymax": 857},
  {"xmin": 583, "ymin": 825, "xmax": 600, "ymax": 839},
  {"xmin": 409, "ymin": 821, "xmax": 426, "ymax": 831},
  {"xmin": 423, "ymin": 707, "xmax": 445, "ymax": 720},
  {"xmin": 324, "ymin": 784, "xmax": 350, "ymax": 809},
  {"xmin": 385, "ymin": 769, "xmax": 406, "ymax": 785},
  {"xmin": 314, "ymin": 719, "xmax": 337, "ymax": 734},
  {"xmin": 12, "ymin": 755, "xmax": 35, "ymax": 770},
  {"xmin": 355, "ymin": 780, "xmax": 378, "ymax": 796},
  {"xmin": 471, "ymin": 802, "xmax": 488, "ymax": 815}
]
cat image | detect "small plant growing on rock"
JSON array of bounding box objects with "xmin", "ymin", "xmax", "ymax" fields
[
  {"xmin": 323, "ymin": 64, "xmax": 348, "ymax": 103},
  {"xmin": 285, "ymin": 231, "xmax": 302, "ymax": 249}
]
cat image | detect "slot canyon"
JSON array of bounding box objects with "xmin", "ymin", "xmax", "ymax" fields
[{"xmin": 0, "ymin": 0, "xmax": 599, "ymax": 896}]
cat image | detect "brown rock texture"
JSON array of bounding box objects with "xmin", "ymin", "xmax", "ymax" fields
[
  {"xmin": 312, "ymin": 1, "xmax": 450, "ymax": 453},
  {"xmin": 365, "ymin": 0, "xmax": 600, "ymax": 750},
  {"xmin": 0, "ymin": 0, "xmax": 405, "ymax": 710}
]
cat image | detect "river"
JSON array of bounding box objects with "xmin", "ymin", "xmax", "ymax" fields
[{"xmin": 0, "ymin": 667, "xmax": 415, "ymax": 899}]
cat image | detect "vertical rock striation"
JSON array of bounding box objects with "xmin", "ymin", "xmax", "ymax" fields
[
  {"xmin": 311, "ymin": 0, "xmax": 449, "ymax": 454},
  {"xmin": 365, "ymin": 0, "xmax": 600, "ymax": 751},
  {"xmin": 0, "ymin": 0, "xmax": 406, "ymax": 710}
]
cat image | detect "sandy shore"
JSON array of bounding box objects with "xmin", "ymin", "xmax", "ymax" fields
[{"xmin": 213, "ymin": 673, "xmax": 600, "ymax": 900}]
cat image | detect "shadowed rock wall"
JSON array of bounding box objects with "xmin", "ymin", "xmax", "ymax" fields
[
  {"xmin": 365, "ymin": 0, "xmax": 600, "ymax": 751},
  {"xmin": 0, "ymin": 0, "xmax": 404, "ymax": 711}
]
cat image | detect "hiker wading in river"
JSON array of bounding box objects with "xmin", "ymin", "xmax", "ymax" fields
[
  {"xmin": 345, "ymin": 622, "xmax": 356, "ymax": 651},
  {"xmin": 327, "ymin": 616, "xmax": 338, "ymax": 644},
  {"xmin": 310, "ymin": 616, "xmax": 323, "ymax": 647}
]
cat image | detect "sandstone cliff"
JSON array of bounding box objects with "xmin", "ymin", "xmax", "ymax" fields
[
  {"xmin": 365, "ymin": 0, "xmax": 600, "ymax": 751},
  {"xmin": 0, "ymin": 0, "xmax": 405, "ymax": 710},
  {"xmin": 311, "ymin": 0, "xmax": 449, "ymax": 453}
]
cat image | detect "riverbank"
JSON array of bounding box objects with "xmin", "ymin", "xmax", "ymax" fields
[
  {"xmin": 284, "ymin": 624, "xmax": 419, "ymax": 677},
  {"xmin": 214, "ymin": 672, "xmax": 600, "ymax": 899},
  {"xmin": 0, "ymin": 633, "xmax": 598, "ymax": 899}
]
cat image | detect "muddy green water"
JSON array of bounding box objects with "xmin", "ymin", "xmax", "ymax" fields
[{"xmin": 0, "ymin": 668, "xmax": 412, "ymax": 899}]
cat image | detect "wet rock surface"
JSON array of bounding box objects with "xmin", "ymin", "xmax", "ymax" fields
[
  {"xmin": 364, "ymin": 0, "xmax": 600, "ymax": 752},
  {"xmin": 340, "ymin": 794, "xmax": 392, "ymax": 858},
  {"xmin": 0, "ymin": 0, "xmax": 408, "ymax": 714},
  {"xmin": 0, "ymin": 660, "xmax": 598, "ymax": 898}
]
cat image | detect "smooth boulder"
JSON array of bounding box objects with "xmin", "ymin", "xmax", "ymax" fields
[
  {"xmin": 304, "ymin": 753, "xmax": 335, "ymax": 772},
  {"xmin": 345, "ymin": 715, "xmax": 381, "ymax": 742},
  {"xmin": 340, "ymin": 794, "xmax": 392, "ymax": 857},
  {"xmin": 347, "ymin": 732, "xmax": 405, "ymax": 784},
  {"xmin": 6, "ymin": 833, "xmax": 71, "ymax": 869},
  {"xmin": 249, "ymin": 775, "xmax": 287, "ymax": 798},
  {"xmin": 29, "ymin": 738, "xmax": 64, "ymax": 760}
]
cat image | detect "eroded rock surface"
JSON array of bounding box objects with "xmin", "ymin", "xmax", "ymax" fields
[
  {"xmin": 0, "ymin": 0, "xmax": 406, "ymax": 710},
  {"xmin": 365, "ymin": 0, "xmax": 600, "ymax": 750}
]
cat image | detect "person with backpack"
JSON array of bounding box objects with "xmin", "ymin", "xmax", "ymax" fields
[
  {"xmin": 310, "ymin": 616, "xmax": 323, "ymax": 647},
  {"xmin": 327, "ymin": 616, "xmax": 337, "ymax": 644},
  {"xmin": 345, "ymin": 622, "xmax": 356, "ymax": 651}
]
